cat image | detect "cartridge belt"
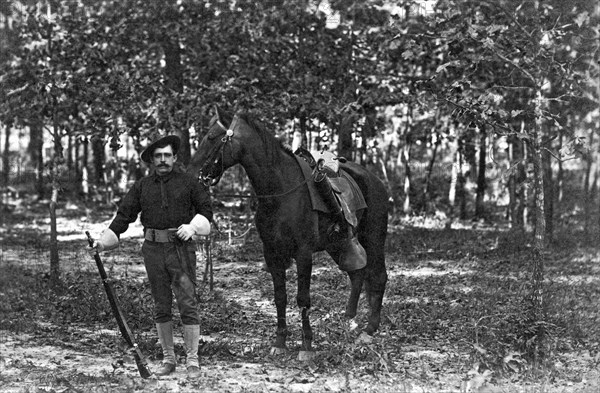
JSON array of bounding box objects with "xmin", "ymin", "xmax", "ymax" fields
[{"xmin": 144, "ymin": 228, "xmax": 178, "ymax": 243}]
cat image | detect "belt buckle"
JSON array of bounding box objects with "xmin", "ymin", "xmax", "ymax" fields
[{"xmin": 168, "ymin": 231, "xmax": 177, "ymax": 242}]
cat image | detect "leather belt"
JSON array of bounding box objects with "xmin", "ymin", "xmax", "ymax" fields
[{"xmin": 144, "ymin": 228, "xmax": 178, "ymax": 243}]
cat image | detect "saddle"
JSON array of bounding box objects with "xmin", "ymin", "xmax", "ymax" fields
[
  {"xmin": 294, "ymin": 148, "xmax": 368, "ymax": 271},
  {"xmin": 294, "ymin": 148, "xmax": 367, "ymax": 227}
]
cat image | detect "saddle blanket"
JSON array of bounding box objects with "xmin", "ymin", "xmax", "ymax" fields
[{"xmin": 294, "ymin": 155, "xmax": 367, "ymax": 227}]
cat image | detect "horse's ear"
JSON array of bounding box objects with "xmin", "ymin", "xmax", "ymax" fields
[{"xmin": 212, "ymin": 105, "xmax": 220, "ymax": 120}]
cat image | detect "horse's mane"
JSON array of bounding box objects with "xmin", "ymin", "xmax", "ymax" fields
[
  {"xmin": 212, "ymin": 107, "xmax": 294, "ymax": 164},
  {"xmin": 237, "ymin": 112, "xmax": 295, "ymax": 164}
]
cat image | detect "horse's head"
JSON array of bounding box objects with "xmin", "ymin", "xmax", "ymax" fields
[{"xmin": 189, "ymin": 106, "xmax": 244, "ymax": 186}]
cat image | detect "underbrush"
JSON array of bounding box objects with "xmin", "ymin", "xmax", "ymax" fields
[{"xmin": 0, "ymin": 265, "xmax": 155, "ymax": 333}]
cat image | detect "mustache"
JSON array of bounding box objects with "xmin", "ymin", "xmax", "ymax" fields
[{"xmin": 156, "ymin": 163, "xmax": 171, "ymax": 168}]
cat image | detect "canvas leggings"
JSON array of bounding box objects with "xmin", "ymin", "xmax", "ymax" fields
[{"xmin": 142, "ymin": 240, "xmax": 199, "ymax": 325}]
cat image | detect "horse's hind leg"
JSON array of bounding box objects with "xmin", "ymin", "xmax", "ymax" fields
[
  {"xmin": 326, "ymin": 249, "xmax": 364, "ymax": 320},
  {"xmin": 363, "ymin": 247, "xmax": 387, "ymax": 336},
  {"xmin": 355, "ymin": 213, "xmax": 388, "ymax": 336}
]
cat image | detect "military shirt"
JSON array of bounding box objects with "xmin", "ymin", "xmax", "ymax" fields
[{"xmin": 109, "ymin": 169, "xmax": 213, "ymax": 236}]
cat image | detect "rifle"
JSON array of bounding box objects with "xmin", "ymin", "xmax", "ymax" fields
[{"xmin": 85, "ymin": 231, "xmax": 152, "ymax": 379}]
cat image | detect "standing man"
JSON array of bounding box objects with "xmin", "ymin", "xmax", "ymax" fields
[{"xmin": 90, "ymin": 133, "xmax": 212, "ymax": 380}]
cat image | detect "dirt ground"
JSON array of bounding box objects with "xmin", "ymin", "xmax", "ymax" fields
[{"xmin": 1, "ymin": 209, "xmax": 600, "ymax": 392}]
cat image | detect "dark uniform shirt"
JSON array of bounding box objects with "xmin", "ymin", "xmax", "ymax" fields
[{"xmin": 109, "ymin": 169, "xmax": 213, "ymax": 236}]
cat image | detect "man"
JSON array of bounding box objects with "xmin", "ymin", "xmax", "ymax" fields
[{"xmin": 90, "ymin": 133, "xmax": 212, "ymax": 380}]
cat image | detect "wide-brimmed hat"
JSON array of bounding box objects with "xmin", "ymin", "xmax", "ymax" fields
[{"xmin": 140, "ymin": 133, "xmax": 181, "ymax": 163}]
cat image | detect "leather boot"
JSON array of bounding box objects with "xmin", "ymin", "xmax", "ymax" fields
[
  {"xmin": 336, "ymin": 226, "xmax": 367, "ymax": 271},
  {"xmin": 184, "ymin": 324, "xmax": 201, "ymax": 380},
  {"xmin": 155, "ymin": 322, "xmax": 176, "ymax": 376}
]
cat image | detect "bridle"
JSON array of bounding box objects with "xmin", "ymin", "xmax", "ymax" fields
[
  {"xmin": 198, "ymin": 114, "xmax": 310, "ymax": 199},
  {"xmin": 198, "ymin": 116, "xmax": 239, "ymax": 187}
]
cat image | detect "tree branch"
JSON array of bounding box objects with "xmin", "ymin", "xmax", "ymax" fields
[
  {"xmin": 543, "ymin": 147, "xmax": 580, "ymax": 162},
  {"xmin": 491, "ymin": 49, "xmax": 537, "ymax": 84}
]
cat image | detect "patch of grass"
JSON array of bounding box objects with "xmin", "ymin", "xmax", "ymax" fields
[{"xmin": 0, "ymin": 265, "xmax": 55, "ymax": 333}]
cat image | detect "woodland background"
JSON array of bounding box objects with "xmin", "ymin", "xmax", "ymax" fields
[{"xmin": 0, "ymin": 0, "xmax": 599, "ymax": 392}]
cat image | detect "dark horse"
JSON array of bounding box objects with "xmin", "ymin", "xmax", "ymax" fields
[{"xmin": 188, "ymin": 107, "xmax": 388, "ymax": 359}]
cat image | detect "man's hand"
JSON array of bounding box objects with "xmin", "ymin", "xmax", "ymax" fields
[
  {"xmin": 88, "ymin": 240, "xmax": 105, "ymax": 256},
  {"xmin": 177, "ymin": 224, "xmax": 196, "ymax": 241},
  {"xmin": 177, "ymin": 214, "xmax": 210, "ymax": 241},
  {"xmin": 88, "ymin": 229, "xmax": 119, "ymax": 255}
]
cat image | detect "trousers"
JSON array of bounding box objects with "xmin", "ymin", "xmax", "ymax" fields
[{"xmin": 141, "ymin": 240, "xmax": 199, "ymax": 325}]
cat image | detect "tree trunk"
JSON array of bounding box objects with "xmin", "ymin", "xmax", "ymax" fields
[
  {"xmin": 28, "ymin": 119, "xmax": 45, "ymax": 199},
  {"xmin": 82, "ymin": 135, "xmax": 89, "ymax": 170},
  {"xmin": 67, "ymin": 133, "xmax": 73, "ymax": 171},
  {"xmin": 74, "ymin": 136, "xmax": 80, "ymax": 180},
  {"xmin": 2, "ymin": 121, "xmax": 10, "ymax": 187},
  {"xmin": 507, "ymin": 138, "xmax": 518, "ymax": 227},
  {"xmin": 466, "ymin": 130, "xmax": 478, "ymax": 184},
  {"xmin": 448, "ymin": 150, "xmax": 459, "ymax": 209},
  {"xmin": 399, "ymin": 106, "xmax": 413, "ymax": 214},
  {"xmin": 583, "ymin": 129, "xmax": 595, "ymax": 235},
  {"xmin": 530, "ymin": 87, "xmax": 547, "ymax": 367},
  {"xmin": 557, "ymin": 133, "xmax": 564, "ymax": 203},
  {"xmin": 49, "ymin": 116, "xmax": 63, "ymax": 286},
  {"xmin": 92, "ymin": 135, "xmax": 105, "ymax": 186},
  {"xmin": 402, "ymin": 135, "xmax": 412, "ymax": 214},
  {"xmin": 81, "ymin": 136, "xmax": 89, "ymax": 199},
  {"xmin": 448, "ymin": 127, "xmax": 459, "ymax": 211},
  {"xmin": 422, "ymin": 133, "xmax": 440, "ymax": 210},
  {"xmin": 161, "ymin": 34, "xmax": 191, "ymax": 166},
  {"xmin": 475, "ymin": 126, "xmax": 487, "ymax": 219},
  {"xmin": 338, "ymin": 113, "xmax": 355, "ymax": 161},
  {"xmin": 532, "ymin": 100, "xmax": 546, "ymax": 248},
  {"xmin": 597, "ymin": 138, "xmax": 600, "ymax": 231},
  {"xmin": 521, "ymin": 139, "xmax": 530, "ymax": 231},
  {"xmin": 458, "ymin": 149, "xmax": 467, "ymax": 220},
  {"xmin": 360, "ymin": 132, "xmax": 368, "ymax": 167},
  {"xmin": 543, "ymin": 149, "xmax": 554, "ymax": 241},
  {"xmin": 291, "ymin": 117, "xmax": 304, "ymax": 152}
]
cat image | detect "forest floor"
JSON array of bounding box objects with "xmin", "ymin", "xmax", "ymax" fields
[{"xmin": 1, "ymin": 199, "xmax": 599, "ymax": 392}]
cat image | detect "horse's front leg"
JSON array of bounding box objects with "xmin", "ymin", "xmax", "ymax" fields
[
  {"xmin": 268, "ymin": 262, "xmax": 289, "ymax": 355},
  {"xmin": 296, "ymin": 250, "xmax": 314, "ymax": 361}
]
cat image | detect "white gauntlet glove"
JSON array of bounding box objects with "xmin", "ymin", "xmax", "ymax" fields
[
  {"xmin": 177, "ymin": 214, "xmax": 210, "ymax": 241},
  {"xmin": 89, "ymin": 228, "xmax": 119, "ymax": 254}
]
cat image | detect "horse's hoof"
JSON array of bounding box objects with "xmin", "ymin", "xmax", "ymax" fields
[
  {"xmin": 356, "ymin": 331, "xmax": 373, "ymax": 344},
  {"xmin": 297, "ymin": 351, "xmax": 315, "ymax": 361},
  {"xmin": 270, "ymin": 346, "xmax": 287, "ymax": 356}
]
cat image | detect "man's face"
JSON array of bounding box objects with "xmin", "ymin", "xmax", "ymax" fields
[{"xmin": 152, "ymin": 145, "xmax": 177, "ymax": 176}]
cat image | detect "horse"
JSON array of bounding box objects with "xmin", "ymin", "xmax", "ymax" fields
[{"xmin": 188, "ymin": 107, "xmax": 388, "ymax": 359}]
